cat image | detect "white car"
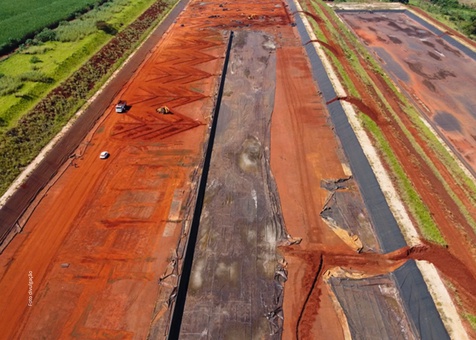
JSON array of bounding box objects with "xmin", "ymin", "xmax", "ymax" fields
[
  {"xmin": 99, "ymin": 151, "xmax": 109, "ymax": 159},
  {"xmin": 115, "ymin": 100, "xmax": 127, "ymax": 113}
]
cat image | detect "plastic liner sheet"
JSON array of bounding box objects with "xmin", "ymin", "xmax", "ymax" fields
[
  {"xmin": 287, "ymin": 0, "xmax": 407, "ymax": 254},
  {"xmin": 405, "ymin": 10, "xmax": 476, "ymax": 61},
  {"xmin": 327, "ymin": 101, "xmax": 406, "ymax": 252},
  {"xmin": 329, "ymin": 274, "xmax": 419, "ymax": 340},
  {"xmin": 393, "ymin": 260, "xmax": 450, "ymax": 340},
  {"xmin": 177, "ymin": 31, "xmax": 285, "ymax": 339},
  {"xmin": 321, "ymin": 189, "xmax": 380, "ymax": 252},
  {"xmin": 305, "ymin": 44, "xmax": 337, "ymax": 102},
  {"xmin": 288, "ymin": 0, "xmax": 337, "ymax": 102}
]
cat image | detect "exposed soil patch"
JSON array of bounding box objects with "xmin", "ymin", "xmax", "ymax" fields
[
  {"xmin": 0, "ymin": 2, "xmax": 227, "ymax": 338},
  {"xmin": 388, "ymin": 35, "xmax": 402, "ymax": 44},
  {"xmin": 422, "ymin": 78, "xmax": 437, "ymax": 92}
]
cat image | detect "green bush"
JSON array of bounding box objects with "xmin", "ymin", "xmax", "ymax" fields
[
  {"xmin": 36, "ymin": 28, "xmax": 57, "ymax": 42},
  {"xmin": 96, "ymin": 20, "xmax": 117, "ymax": 35},
  {"xmin": 412, "ymin": 0, "xmax": 476, "ymax": 37},
  {"xmin": 19, "ymin": 71, "xmax": 54, "ymax": 83},
  {"xmin": 29, "ymin": 56, "xmax": 42, "ymax": 64},
  {"xmin": 55, "ymin": 19, "xmax": 97, "ymax": 42},
  {"xmin": 21, "ymin": 45, "xmax": 53, "ymax": 55},
  {"xmin": 0, "ymin": 76, "xmax": 23, "ymax": 96}
]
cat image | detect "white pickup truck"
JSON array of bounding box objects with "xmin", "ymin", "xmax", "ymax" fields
[{"xmin": 115, "ymin": 100, "xmax": 127, "ymax": 113}]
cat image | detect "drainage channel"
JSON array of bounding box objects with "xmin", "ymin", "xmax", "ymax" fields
[
  {"xmin": 167, "ymin": 31, "xmax": 234, "ymax": 340},
  {"xmin": 286, "ymin": 0, "xmax": 449, "ymax": 338}
]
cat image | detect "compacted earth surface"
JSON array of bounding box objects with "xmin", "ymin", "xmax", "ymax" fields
[
  {"xmin": 0, "ymin": 0, "xmax": 475, "ymax": 339},
  {"xmin": 0, "ymin": 1, "xmax": 227, "ymax": 338}
]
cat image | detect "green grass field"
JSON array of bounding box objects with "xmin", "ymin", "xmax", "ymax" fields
[{"xmin": 0, "ymin": 0, "xmax": 106, "ymax": 52}]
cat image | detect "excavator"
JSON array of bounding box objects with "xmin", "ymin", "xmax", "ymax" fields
[{"xmin": 157, "ymin": 106, "xmax": 171, "ymax": 114}]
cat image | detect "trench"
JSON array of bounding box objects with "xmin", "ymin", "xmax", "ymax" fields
[
  {"xmin": 295, "ymin": 254, "xmax": 323, "ymax": 340},
  {"xmin": 167, "ymin": 31, "xmax": 234, "ymax": 339}
]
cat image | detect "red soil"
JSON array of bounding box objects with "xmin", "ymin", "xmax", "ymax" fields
[
  {"xmin": 1, "ymin": 0, "xmax": 475, "ymax": 338},
  {"xmin": 342, "ymin": 11, "xmax": 476, "ymax": 175},
  {"xmin": 0, "ymin": 5, "xmax": 226, "ymax": 338},
  {"xmin": 271, "ymin": 41, "xmax": 351, "ymax": 339}
]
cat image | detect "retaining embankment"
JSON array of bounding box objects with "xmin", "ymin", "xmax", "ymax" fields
[{"xmin": 286, "ymin": 1, "xmax": 449, "ymax": 338}]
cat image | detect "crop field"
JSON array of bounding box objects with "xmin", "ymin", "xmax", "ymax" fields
[
  {"xmin": 0, "ymin": 0, "xmax": 107, "ymax": 52},
  {"xmin": 0, "ymin": 0, "xmax": 156, "ymax": 130}
]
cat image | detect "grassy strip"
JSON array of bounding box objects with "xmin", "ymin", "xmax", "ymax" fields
[
  {"xmin": 0, "ymin": 36, "xmax": 109, "ymax": 128},
  {"xmin": 308, "ymin": 1, "xmax": 444, "ymax": 242},
  {"xmin": 0, "ymin": 0, "xmax": 107, "ymax": 53},
  {"xmin": 360, "ymin": 115, "xmax": 445, "ymax": 244},
  {"xmin": 325, "ymin": 2, "xmax": 476, "ymax": 212},
  {"xmin": 0, "ymin": 0, "xmax": 178, "ymax": 196},
  {"xmin": 333, "ymin": 2, "xmax": 475, "ymax": 200},
  {"xmin": 445, "ymin": 279, "xmax": 476, "ymax": 332},
  {"xmin": 309, "ymin": 0, "xmax": 476, "ymax": 234},
  {"xmin": 309, "ymin": 1, "xmax": 365, "ymax": 98},
  {"xmin": 297, "ymin": 1, "xmax": 360, "ymax": 98},
  {"xmin": 0, "ymin": 0, "xmax": 158, "ymax": 130},
  {"xmin": 465, "ymin": 314, "xmax": 476, "ymax": 331},
  {"xmin": 327, "ymin": 3, "xmax": 475, "ymax": 202}
]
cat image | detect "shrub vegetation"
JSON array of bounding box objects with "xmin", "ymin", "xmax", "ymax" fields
[
  {"xmin": 0, "ymin": 0, "xmax": 109, "ymax": 54},
  {"xmin": 411, "ymin": 0, "xmax": 476, "ymax": 37}
]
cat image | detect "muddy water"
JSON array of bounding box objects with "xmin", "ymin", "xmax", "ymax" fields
[
  {"xmin": 180, "ymin": 31, "xmax": 286, "ymax": 338},
  {"xmin": 434, "ymin": 110, "xmax": 462, "ymax": 132}
]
